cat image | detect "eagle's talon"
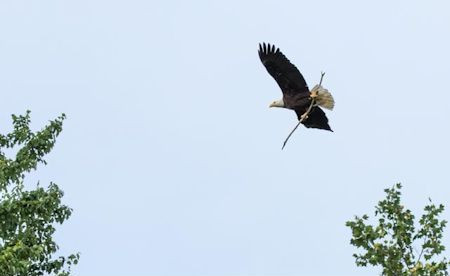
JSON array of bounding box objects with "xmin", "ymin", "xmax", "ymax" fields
[
  {"xmin": 310, "ymin": 91, "xmax": 318, "ymax": 99},
  {"xmin": 300, "ymin": 113, "xmax": 308, "ymax": 121}
]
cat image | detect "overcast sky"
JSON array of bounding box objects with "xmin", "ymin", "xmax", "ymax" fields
[{"xmin": 1, "ymin": 1, "xmax": 450, "ymax": 275}]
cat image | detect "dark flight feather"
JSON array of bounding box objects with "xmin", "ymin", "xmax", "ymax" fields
[
  {"xmin": 258, "ymin": 43, "xmax": 309, "ymax": 96},
  {"xmin": 295, "ymin": 107, "xmax": 332, "ymax": 131}
]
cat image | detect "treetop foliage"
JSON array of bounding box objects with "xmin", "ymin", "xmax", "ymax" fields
[
  {"xmin": 0, "ymin": 111, "xmax": 79, "ymax": 276},
  {"xmin": 346, "ymin": 183, "xmax": 449, "ymax": 276}
]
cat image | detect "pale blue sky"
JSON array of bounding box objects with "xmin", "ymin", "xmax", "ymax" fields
[{"xmin": 1, "ymin": 1, "xmax": 450, "ymax": 275}]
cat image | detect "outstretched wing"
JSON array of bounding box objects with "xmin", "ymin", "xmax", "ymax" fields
[
  {"xmin": 258, "ymin": 43, "xmax": 309, "ymax": 95},
  {"xmin": 296, "ymin": 106, "xmax": 332, "ymax": 131}
]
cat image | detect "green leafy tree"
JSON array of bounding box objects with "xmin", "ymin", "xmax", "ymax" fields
[
  {"xmin": 346, "ymin": 183, "xmax": 449, "ymax": 276},
  {"xmin": 0, "ymin": 111, "xmax": 79, "ymax": 276}
]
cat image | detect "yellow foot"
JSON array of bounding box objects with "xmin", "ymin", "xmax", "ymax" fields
[{"xmin": 310, "ymin": 90, "xmax": 318, "ymax": 99}]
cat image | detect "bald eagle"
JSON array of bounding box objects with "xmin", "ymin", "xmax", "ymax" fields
[{"xmin": 258, "ymin": 43, "xmax": 334, "ymax": 131}]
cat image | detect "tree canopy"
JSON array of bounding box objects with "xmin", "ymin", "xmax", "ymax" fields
[
  {"xmin": 0, "ymin": 111, "xmax": 79, "ymax": 276},
  {"xmin": 346, "ymin": 183, "xmax": 449, "ymax": 276}
]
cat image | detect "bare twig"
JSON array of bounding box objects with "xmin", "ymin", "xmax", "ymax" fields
[
  {"xmin": 319, "ymin": 71, "xmax": 325, "ymax": 86},
  {"xmin": 281, "ymin": 99, "xmax": 315, "ymax": 150},
  {"xmin": 281, "ymin": 71, "xmax": 325, "ymax": 150},
  {"xmin": 414, "ymin": 240, "xmax": 426, "ymax": 268}
]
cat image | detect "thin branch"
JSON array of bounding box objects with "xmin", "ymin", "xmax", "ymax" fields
[
  {"xmin": 319, "ymin": 71, "xmax": 325, "ymax": 86},
  {"xmin": 414, "ymin": 239, "xmax": 426, "ymax": 268},
  {"xmin": 415, "ymin": 248, "xmax": 424, "ymax": 266},
  {"xmin": 281, "ymin": 98, "xmax": 315, "ymax": 150},
  {"xmin": 281, "ymin": 72, "xmax": 325, "ymax": 150}
]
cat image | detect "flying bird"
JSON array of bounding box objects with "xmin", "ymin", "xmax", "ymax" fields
[{"xmin": 258, "ymin": 43, "xmax": 334, "ymax": 133}]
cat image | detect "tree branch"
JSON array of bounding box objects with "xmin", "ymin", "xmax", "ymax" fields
[
  {"xmin": 415, "ymin": 239, "xmax": 426, "ymax": 267},
  {"xmin": 281, "ymin": 99, "xmax": 315, "ymax": 150}
]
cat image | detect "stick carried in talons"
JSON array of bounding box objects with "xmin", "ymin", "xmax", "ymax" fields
[{"xmin": 281, "ymin": 72, "xmax": 326, "ymax": 150}]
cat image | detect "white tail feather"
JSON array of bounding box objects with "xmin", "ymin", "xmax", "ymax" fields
[{"xmin": 311, "ymin": 85, "xmax": 334, "ymax": 110}]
